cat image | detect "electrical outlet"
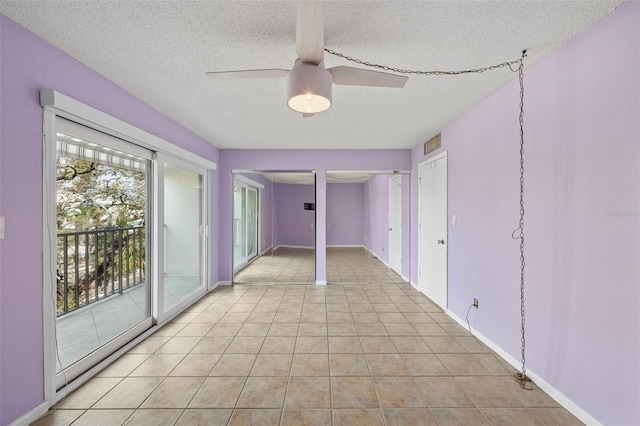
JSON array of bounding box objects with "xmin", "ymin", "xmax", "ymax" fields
[{"xmin": 473, "ymin": 298, "xmax": 479, "ymax": 308}]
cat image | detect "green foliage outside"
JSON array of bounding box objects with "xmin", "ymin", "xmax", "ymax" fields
[
  {"xmin": 57, "ymin": 157, "xmax": 146, "ymax": 231},
  {"xmin": 57, "ymin": 156, "xmax": 147, "ymax": 314}
]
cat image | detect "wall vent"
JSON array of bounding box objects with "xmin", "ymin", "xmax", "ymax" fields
[{"xmin": 424, "ymin": 133, "xmax": 441, "ymax": 155}]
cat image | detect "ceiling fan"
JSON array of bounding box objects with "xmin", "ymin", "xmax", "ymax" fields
[{"xmin": 206, "ymin": 1, "xmax": 408, "ymax": 116}]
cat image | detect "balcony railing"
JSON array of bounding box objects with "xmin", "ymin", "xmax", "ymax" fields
[{"xmin": 57, "ymin": 226, "xmax": 145, "ymax": 316}]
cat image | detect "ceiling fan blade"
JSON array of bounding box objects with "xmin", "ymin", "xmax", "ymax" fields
[
  {"xmin": 296, "ymin": 1, "xmax": 324, "ymax": 64},
  {"xmin": 205, "ymin": 69, "xmax": 289, "ymax": 79},
  {"xmin": 328, "ymin": 66, "xmax": 408, "ymax": 88}
]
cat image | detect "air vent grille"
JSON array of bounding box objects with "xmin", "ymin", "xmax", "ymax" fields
[{"xmin": 424, "ymin": 134, "xmax": 441, "ymax": 155}]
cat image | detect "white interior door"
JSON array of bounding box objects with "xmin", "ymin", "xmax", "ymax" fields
[
  {"xmin": 419, "ymin": 153, "xmax": 448, "ymax": 309},
  {"xmin": 388, "ymin": 175, "xmax": 403, "ymax": 276}
]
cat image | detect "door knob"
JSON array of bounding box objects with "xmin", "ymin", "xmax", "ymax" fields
[
  {"xmin": 437, "ymin": 239, "xmax": 445, "ymax": 245},
  {"xmin": 388, "ymin": 228, "xmax": 393, "ymax": 231}
]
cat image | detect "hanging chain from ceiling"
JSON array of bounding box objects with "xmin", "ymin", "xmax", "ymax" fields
[
  {"xmin": 327, "ymin": 47, "xmax": 534, "ymax": 389},
  {"xmin": 513, "ymin": 50, "xmax": 533, "ymax": 390},
  {"xmin": 324, "ymin": 48, "xmax": 524, "ymax": 75}
]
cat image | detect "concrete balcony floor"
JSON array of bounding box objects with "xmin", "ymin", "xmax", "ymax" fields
[{"xmin": 56, "ymin": 275, "xmax": 199, "ymax": 371}]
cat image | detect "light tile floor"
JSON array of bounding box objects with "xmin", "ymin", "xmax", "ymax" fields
[
  {"xmin": 235, "ymin": 247, "xmax": 316, "ymax": 284},
  {"xmin": 235, "ymin": 247, "xmax": 405, "ymax": 284},
  {"xmin": 326, "ymin": 247, "xmax": 405, "ymax": 284},
  {"xmin": 35, "ymin": 283, "xmax": 582, "ymax": 425}
]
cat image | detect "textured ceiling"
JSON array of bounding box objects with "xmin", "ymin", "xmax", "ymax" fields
[{"xmin": 1, "ymin": 1, "xmax": 622, "ymax": 149}]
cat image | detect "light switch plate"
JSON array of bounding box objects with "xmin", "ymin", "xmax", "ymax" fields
[{"xmin": 451, "ymin": 215, "xmax": 457, "ymax": 226}]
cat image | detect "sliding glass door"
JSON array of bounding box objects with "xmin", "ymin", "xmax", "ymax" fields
[
  {"xmin": 157, "ymin": 154, "xmax": 208, "ymax": 321},
  {"xmin": 43, "ymin": 93, "xmax": 215, "ymax": 402},
  {"xmin": 246, "ymin": 187, "xmax": 258, "ymax": 260},
  {"xmin": 54, "ymin": 118, "xmax": 153, "ymax": 387},
  {"xmin": 233, "ymin": 185, "xmax": 246, "ymax": 270},
  {"xmin": 233, "ymin": 181, "xmax": 259, "ymax": 272}
]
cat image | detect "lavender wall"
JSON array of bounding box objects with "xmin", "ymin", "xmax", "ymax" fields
[
  {"xmin": 274, "ymin": 183, "xmax": 316, "ymax": 248},
  {"xmin": 218, "ymin": 150, "xmax": 411, "ymax": 282},
  {"xmin": 367, "ymin": 174, "xmax": 410, "ymax": 278},
  {"xmin": 326, "ymin": 183, "xmax": 366, "ymax": 246},
  {"xmin": 0, "ymin": 16, "xmax": 219, "ymax": 425},
  {"xmin": 410, "ymin": 2, "xmax": 639, "ymax": 423}
]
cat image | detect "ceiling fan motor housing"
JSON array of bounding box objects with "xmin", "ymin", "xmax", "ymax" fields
[{"xmin": 287, "ymin": 59, "xmax": 332, "ymax": 114}]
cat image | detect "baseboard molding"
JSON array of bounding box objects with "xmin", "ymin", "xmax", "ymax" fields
[
  {"xmin": 210, "ymin": 280, "xmax": 231, "ymax": 290},
  {"xmin": 410, "ymin": 280, "xmax": 419, "ymax": 290},
  {"xmin": 446, "ymin": 310, "xmax": 601, "ymax": 426},
  {"xmin": 315, "ymin": 280, "xmax": 327, "ymax": 285},
  {"xmin": 9, "ymin": 400, "xmax": 50, "ymax": 426},
  {"xmin": 274, "ymin": 244, "xmax": 315, "ymax": 250},
  {"xmin": 363, "ymin": 246, "xmax": 409, "ymax": 280},
  {"xmin": 260, "ymin": 245, "xmax": 273, "ymax": 256}
]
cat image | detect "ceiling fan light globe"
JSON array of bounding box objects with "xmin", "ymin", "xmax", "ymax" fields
[
  {"xmin": 288, "ymin": 93, "xmax": 331, "ymax": 114},
  {"xmin": 287, "ymin": 59, "xmax": 332, "ymax": 114}
]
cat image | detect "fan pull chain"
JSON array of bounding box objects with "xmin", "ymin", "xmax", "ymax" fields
[
  {"xmin": 324, "ymin": 48, "xmax": 524, "ymax": 75},
  {"xmin": 327, "ymin": 46, "xmax": 533, "ymax": 390},
  {"xmin": 513, "ymin": 50, "xmax": 533, "ymax": 391}
]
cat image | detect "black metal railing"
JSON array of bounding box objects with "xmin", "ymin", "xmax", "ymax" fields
[{"xmin": 56, "ymin": 226, "xmax": 145, "ymax": 316}]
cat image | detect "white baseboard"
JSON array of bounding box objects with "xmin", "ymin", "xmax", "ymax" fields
[
  {"xmin": 9, "ymin": 401, "xmax": 50, "ymax": 426},
  {"xmin": 260, "ymin": 245, "xmax": 273, "ymax": 255},
  {"xmin": 315, "ymin": 280, "xmax": 327, "ymax": 285},
  {"xmin": 274, "ymin": 244, "xmax": 315, "ymax": 250},
  {"xmin": 410, "ymin": 280, "xmax": 419, "ymax": 290},
  {"xmin": 210, "ymin": 280, "xmax": 231, "ymax": 290},
  {"xmin": 446, "ymin": 309, "xmax": 601, "ymax": 426},
  {"xmin": 363, "ymin": 246, "xmax": 408, "ymax": 280}
]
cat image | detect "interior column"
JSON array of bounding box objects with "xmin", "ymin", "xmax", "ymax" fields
[{"xmin": 315, "ymin": 169, "xmax": 327, "ymax": 284}]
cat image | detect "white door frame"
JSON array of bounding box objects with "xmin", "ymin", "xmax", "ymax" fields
[
  {"xmin": 232, "ymin": 174, "xmax": 264, "ymax": 274},
  {"xmin": 418, "ymin": 151, "xmax": 448, "ymax": 309},
  {"xmin": 155, "ymin": 153, "xmax": 210, "ymax": 324},
  {"xmin": 388, "ymin": 174, "xmax": 403, "ymax": 276}
]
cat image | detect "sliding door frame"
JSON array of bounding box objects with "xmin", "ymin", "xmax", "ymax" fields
[
  {"xmin": 232, "ymin": 173, "xmax": 264, "ymax": 275},
  {"xmin": 155, "ymin": 153, "xmax": 210, "ymax": 324},
  {"xmin": 41, "ymin": 90, "xmax": 215, "ymax": 405}
]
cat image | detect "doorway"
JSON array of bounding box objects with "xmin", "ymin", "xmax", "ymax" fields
[
  {"xmin": 418, "ymin": 152, "xmax": 448, "ymax": 309},
  {"xmin": 325, "ymin": 170, "xmax": 409, "ymax": 284},
  {"xmin": 232, "ymin": 171, "xmax": 316, "ymax": 284}
]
